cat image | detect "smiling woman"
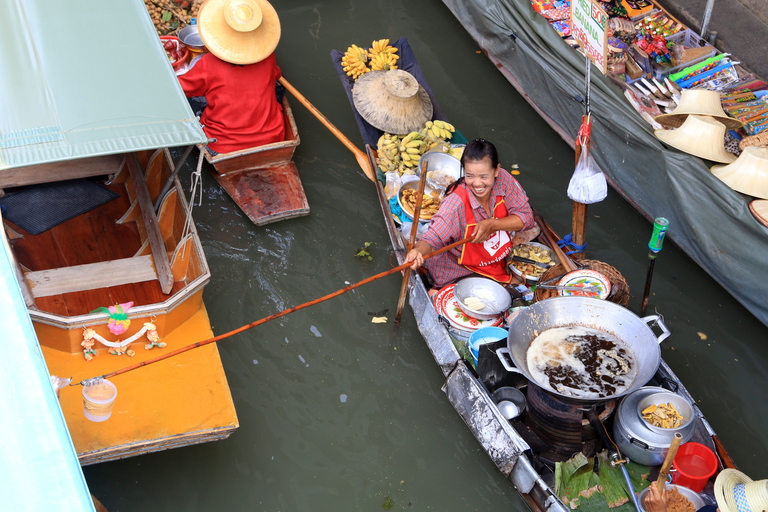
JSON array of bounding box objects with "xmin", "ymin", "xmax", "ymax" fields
[{"xmin": 404, "ymin": 138, "xmax": 535, "ymax": 289}]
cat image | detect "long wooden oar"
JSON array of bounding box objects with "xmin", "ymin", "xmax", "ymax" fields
[
  {"xmin": 70, "ymin": 235, "xmax": 472, "ymax": 386},
  {"xmin": 395, "ymin": 159, "xmax": 429, "ymax": 325},
  {"xmin": 279, "ymin": 76, "xmax": 376, "ymax": 182}
]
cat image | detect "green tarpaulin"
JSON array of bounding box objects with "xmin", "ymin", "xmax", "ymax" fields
[
  {"xmin": 0, "ymin": 0, "xmax": 207, "ymax": 171},
  {"xmin": 443, "ymin": 0, "xmax": 768, "ymax": 327}
]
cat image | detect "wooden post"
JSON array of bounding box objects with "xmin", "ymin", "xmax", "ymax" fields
[{"xmin": 571, "ymin": 136, "xmax": 590, "ymax": 260}]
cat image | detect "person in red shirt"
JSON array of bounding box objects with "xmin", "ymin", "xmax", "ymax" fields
[
  {"xmin": 178, "ymin": 0, "xmax": 284, "ymax": 154},
  {"xmin": 404, "ymin": 138, "xmax": 535, "ymax": 290}
]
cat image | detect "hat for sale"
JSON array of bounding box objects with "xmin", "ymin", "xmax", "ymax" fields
[
  {"xmin": 655, "ymin": 88, "xmax": 743, "ymax": 130},
  {"xmin": 654, "ymin": 114, "xmax": 737, "ymax": 163},
  {"xmin": 352, "ymin": 69, "xmax": 433, "ymax": 134},
  {"xmin": 711, "ymin": 146, "xmax": 768, "ymax": 199},
  {"xmin": 197, "ymin": 0, "xmax": 280, "ymax": 64},
  {"xmin": 749, "ymin": 199, "xmax": 768, "ymax": 227},
  {"xmin": 714, "ymin": 469, "xmax": 768, "ymax": 512}
]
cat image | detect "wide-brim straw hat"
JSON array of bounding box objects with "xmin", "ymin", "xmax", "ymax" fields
[
  {"xmin": 711, "ymin": 146, "xmax": 768, "ymax": 198},
  {"xmin": 655, "ymin": 88, "xmax": 744, "ymax": 130},
  {"xmin": 198, "ymin": 0, "xmax": 280, "ymax": 64},
  {"xmin": 654, "ymin": 115, "xmax": 737, "ymax": 163},
  {"xmin": 352, "ymin": 69, "xmax": 433, "ymax": 134},
  {"xmin": 714, "ymin": 469, "xmax": 768, "ymax": 512},
  {"xmin": 749, "ymin": 199, "xmax": 768, "ymax": 227}
]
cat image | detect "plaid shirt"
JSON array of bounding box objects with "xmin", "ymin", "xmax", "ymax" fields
[{"xmin": 422, "ymin": 169, "xmax": 533, "ymax": 288}]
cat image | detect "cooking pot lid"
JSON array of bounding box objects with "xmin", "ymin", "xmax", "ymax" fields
[{"xmin": 433, "ymin": 284, "xmax": 504, "ymax": 331}]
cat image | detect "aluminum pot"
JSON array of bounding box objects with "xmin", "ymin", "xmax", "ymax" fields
[
  {"xmin": 496, "ymin": 296, "xmax": 670, "ymax": 402},
  {"xmin": 613, "ymin": 386, "xmax": 696, "ymax": 466}
]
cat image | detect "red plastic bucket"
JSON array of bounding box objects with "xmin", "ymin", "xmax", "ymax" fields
[{"xmin": 672, "ymin": 442, "xmax": 718, "ymax": 492}]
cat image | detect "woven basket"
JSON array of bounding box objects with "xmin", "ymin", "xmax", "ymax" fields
[
  {"xmin": 739, "ymin": 131, "xmax": 768, "ymax": 151},
  {"xmin": 533, "ymin": 259, "xmax": 630, "ymax": 306}
]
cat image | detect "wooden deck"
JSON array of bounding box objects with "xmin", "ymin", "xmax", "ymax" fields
[{"xmin": 6, "ymin": 180, "xmax": 182, "ymax": 316}]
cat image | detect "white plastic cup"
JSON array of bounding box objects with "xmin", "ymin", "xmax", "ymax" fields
[{"xmin": 82, "ymin": 379, "xmax": 117, "ymax": 422}]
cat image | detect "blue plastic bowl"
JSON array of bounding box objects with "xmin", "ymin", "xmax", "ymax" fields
[{"xmin": 468, "ymin": 326, "xmax": 508, "ymax": 364}]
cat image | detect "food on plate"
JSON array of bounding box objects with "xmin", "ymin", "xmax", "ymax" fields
[
  {"xmin": 508, "ymin": 243, "xmax": 555, "ymax": 278},
  {"xmin": 462, "ymin": 296, "xmax": 486, "ymax": 311},
  {"xmin": 400, "ymin": 188, "xmax": 441, "ymax": 219},
  {"xmin": 642, "ymin": 401, "xmax": 685, "ymax": 428}
]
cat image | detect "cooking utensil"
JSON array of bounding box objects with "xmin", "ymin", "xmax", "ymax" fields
[
  {"xmin": 453, "ymin": 277, "xmax": 512, "ymax": 321},
  {"xmin": 510, "ymin": 255, "xmax": 551, "ymax": 269},
  {"xmin": 535, "ymin": 283, "xmax": 601, "ymax": 293},
  {"xmin": 638, "ymin": 484, "xmax": 705, "ymax": 512},
  {"xmin": 656, "ymin": 432, "xmax": 683, "ymax": 492},
  {"xmin": 496, "ymin": 296, "xmax": 670, "ymax": 402},
  {"xmin": 490, "ymin": 387, "xmax": 526, "ymax": 420}
]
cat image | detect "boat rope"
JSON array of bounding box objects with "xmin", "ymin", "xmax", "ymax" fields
[
  {"xmin": 557, "ymin": 232, "xmax": 587, "ymax": 255},
  {"xmin": 180, "ymin": 149, "xmax": 205, "ymax": 260},
  {"xmin": 68, "ymin": 235, "xmax": 474, "ymax": 386}
]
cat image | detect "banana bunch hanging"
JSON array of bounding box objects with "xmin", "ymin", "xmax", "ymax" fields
[
  {"xmin": 368, "ymin": 38, "xmax": 399, "ymax": 71},
  {"xmin": 341, "ymin": 44, "xmax": 370, "ymax": 80}
]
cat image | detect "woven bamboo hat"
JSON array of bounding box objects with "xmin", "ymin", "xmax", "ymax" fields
[
  {"xmin": 655, "ymin": 88, "xmax": 744, "ymax": 129},
  {"xmin": 352, "ymin": 69, "xmax": 433, "ymax": 134},
  {"xmin": 654, "ymin": 115, "xmax": 737, "ymax": 163},
  {"xmin": 198, "ymin": 0, "xmax": 280, "ymax": 64},
  {"xmin": 749, "ymin": 199, "xmax": 768, "ymax": 227},
  {"xmin": 714, "ymin": 469, "xmax": 768, "ymax": 512},
  {"xmin": 711, "ymin": 146, "xmax": 768, "ymax": 198}
]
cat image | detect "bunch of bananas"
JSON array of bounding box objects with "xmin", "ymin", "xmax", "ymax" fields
[
  {"xmin": 368, "ymin": 38, "xmax": 399, "ymax": 71},
  {"xmin": 377, "ymin": 119, "xmax": 460, "ymax": 175},
  {"xmin": 341, "ymin": 44, "xmax": 370, "ymax": 80},
  {"xmin": 420, "ymin": 120, "xmax": 455, "ymax": 141}
]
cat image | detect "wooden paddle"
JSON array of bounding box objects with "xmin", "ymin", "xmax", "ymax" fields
[
  {"xmin": 655, "ymin": 432, "xmax": 683, "ymax": 492},
  {"xmin": 534, "ymin": 213, "xmax": 578, "ymax": 272},
  {"xmin": 279, "ymin": 77, "xmax": 376, "ymax": 182},
  {"xmin": 395, "ymin": 159, "xmax": 429, "ymax": 325}
]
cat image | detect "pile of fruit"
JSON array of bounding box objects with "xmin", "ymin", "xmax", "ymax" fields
[
  {"xmin": 341, "ymin": 39, "xmax": 399, "ymax": 80},
  {"xmin": 144, "ymin": 0, "xmax": 202, "ymax": 35},
  {"xmin": 376, "ymin": 120, "xmax": 462, "ymax": 175}
]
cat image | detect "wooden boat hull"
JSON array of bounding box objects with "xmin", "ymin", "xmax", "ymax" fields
[
  {"xmin": 4, "ymin": 149, "xmax": 238, "ymax": 464},
  {"xmin": 202, "ymin": 97, "xmax": 309, "ymax": 226}
]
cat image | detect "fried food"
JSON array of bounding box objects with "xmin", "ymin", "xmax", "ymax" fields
[
  {"xmin": 400, "ymin": 188, "xmax": 441, "ymax": 220},
  {"xmin": 642, "ymin": 402, "xmax": 685, "ymax": 429},
  {"xmin": 665, "ymin": 487, "xmax": 696, "ymax": 512},
  {"xmin": 508, "ymin": 244, "xmax": 555, "ymax": 278},
  {"xmin": 462, "ymin": 296, "xmax": 486, "ymax": 311}
]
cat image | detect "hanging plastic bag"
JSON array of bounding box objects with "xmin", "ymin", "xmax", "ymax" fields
[{"xmin": 567, "ymin": 140, "xmax": 607, "ymax": 204}]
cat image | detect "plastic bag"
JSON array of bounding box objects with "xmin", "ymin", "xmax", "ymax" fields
[
  {"xmin": 384, "ymin": 171, "xmax": 402, "ymax": 200},
  {"xmin": 567, "ymin": 141, "xmax": 607, "ymax": 204}
]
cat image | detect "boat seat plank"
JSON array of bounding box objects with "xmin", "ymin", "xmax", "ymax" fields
[
  {"xmin": 0, "ymin": 155, "xmax": 124, "ymax": 189},
  {"xmin": 126, "ymin": 155, "xmax": 173, "ymax": 294},
  {"xmin": 26, "ymin": 255, "xmax": 158, "ymax": 298},
  {"xmin": 211, "ymin": 162, "xmax": 309, "ymax": 226}
]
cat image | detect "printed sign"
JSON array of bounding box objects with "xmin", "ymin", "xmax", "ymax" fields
[{"xmin": 570, "ymin": 0, "xmax": 608, "ymax": 74}]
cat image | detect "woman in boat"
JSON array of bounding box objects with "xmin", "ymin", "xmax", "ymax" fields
[
  {"xmin": 404, "ymin": 138, "xmax": 535, "ymax": 290},
  {"xmin": 177, "ymin": 0, "xmax": 285, "ymax": 154}
]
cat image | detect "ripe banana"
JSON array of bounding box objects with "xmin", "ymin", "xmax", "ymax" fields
[{"xmin": 341, "ymin": 44, "xmax": 370, "ymax": 80}]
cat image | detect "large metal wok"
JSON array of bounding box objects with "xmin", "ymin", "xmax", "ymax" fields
[{"xmin": 496, "ymin": 296, "xmax": 670, "ymax": 402}]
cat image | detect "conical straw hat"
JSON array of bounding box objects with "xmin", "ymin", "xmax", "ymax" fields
[
  {"xmin": 198, "ymin": 0, "xmax": 280, "ymax": 65},
  {"xmin": 655, "ymin": 88, "xmax": 743, "ymax": 129},
  {"xmin": 352, "ymin": 69, "xmax": 433, "ymax": 134},
  {"xmin": 711, "ymin": 146, "xmax": 768, "ymax": 198},
  {"xmin": 654, "ymin": 115, "xmax": 737, "ymax": 163},
  {"xmin": 749, "ymin": 199, "xmax": 768, "ymax": 227},
  {"xmin": 714, "ymin": 469, "xmax": 768, "ymax": 512}
]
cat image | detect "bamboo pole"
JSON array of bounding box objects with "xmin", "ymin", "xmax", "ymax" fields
[{"xmin": 72, "ymin": 235, "xmax": 473, "ymax": 385}]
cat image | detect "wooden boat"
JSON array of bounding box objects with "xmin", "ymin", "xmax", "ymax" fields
[
  {"xmin": 1, "ymin": 149, "xmax": 238, "ymax": 465},
  {"xmin": 200, "ymin": 96, "xmax": 310, "ymax": 226},
  {"xmin": 333, "ymin": 41, "xmax": 736, "ymax": 511}
]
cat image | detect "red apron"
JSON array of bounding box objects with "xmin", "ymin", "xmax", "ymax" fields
[{"xmin": 454, "ymin": 185, "xmax": 513, "ymax": 283}]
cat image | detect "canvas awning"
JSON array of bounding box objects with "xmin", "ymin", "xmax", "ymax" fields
[{"xmin": 0, "ymin": 0, "xmax": 207, "ymax": 171}]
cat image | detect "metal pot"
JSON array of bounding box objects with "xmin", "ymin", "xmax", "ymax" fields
[
  {"xmin": 496, "ymin": 296, "xmax": 669, "ymax": 402},
  {"xmin": 613, "ymin": 386, "xmax": 696, "ymax": 466}
]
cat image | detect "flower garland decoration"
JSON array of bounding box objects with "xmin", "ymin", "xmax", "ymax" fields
[{"xmin": 81, "ymin": 303, "xmax": 165, "ymax": 360}]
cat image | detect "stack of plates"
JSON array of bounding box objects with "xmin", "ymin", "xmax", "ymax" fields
[{"xmin": 433, "ymin": 283, "xmax": 505, "ymax": 341}]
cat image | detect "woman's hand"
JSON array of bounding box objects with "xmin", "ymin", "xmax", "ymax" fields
[
  {"xmin": 472, "ymin": 219, "xmax": 499, "ymax": 243},
  {"xmin": 404, "ymin": 248, "xmax": 425, "ymax": 270},
  {"xmin": 642, "ymin": 484, "xmax": 668, "ymax": 512}
]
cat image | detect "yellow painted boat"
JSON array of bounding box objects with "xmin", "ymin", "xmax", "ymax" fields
[{"xmin": 2, "ymin": 149, "xmax": 238, "ymax": 465}]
